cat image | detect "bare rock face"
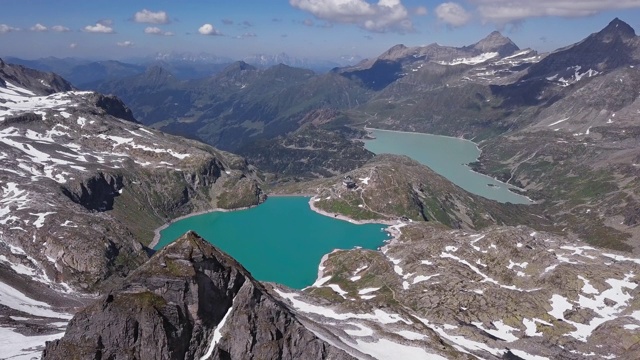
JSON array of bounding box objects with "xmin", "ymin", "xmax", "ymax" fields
[
  {"xmin": 42, "ymin": 231, "xmax": 355, "ymax": 360},
  {"xmin": 0, "ymin": 57, "xmax": 74, "ymax": 94},
  {"xmin": 469, "ymin": 31, "xmax": 520, "ymax": 56}
]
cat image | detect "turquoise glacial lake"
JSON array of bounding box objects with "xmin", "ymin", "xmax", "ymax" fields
[
  {"xmin": 155, "ymin": 196, "xmax": 390, "ymax": 289},
  {"xmin": 364, "ymin": 128, "xmax": 531, "ymax": 204}
]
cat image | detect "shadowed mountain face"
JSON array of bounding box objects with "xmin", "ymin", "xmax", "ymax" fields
[
  {"xmin": 338, "ymin": 60, "xmax": 404, "ymax": 91},
  {"xmin": 523, "ymin": 18, "xmax": 639, "ymax": 83},
  {"xmin": 94, "ymin": 61, "xmax": 372, "ymax": 154},
  {"xmin": 0, "ymin": 58, "xmax": 74, "ymax": 94}
]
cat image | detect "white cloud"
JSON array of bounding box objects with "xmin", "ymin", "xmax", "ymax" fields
[
  {"xmin": 51, "ymin": 25, "xmax": 70, "ymax": 32},
  {"xmin": 30, "ymin": 23, "xmax": 48, "ymax": 32},
  {"xmin": 134, "ymin": 9, "xmax": 170, "ymax": 24},
  {"xmin": 415, "ymin": 6, "xmax": 428, "ymax": 16},
  {"xmin": 0, "ymin": 24, "xmax": 19, "ymax": 34},
  {"xmin": 289, "ymin": 0, "xmax": 413, "ymax": 33},
  {"xmin": 435, "ymin": 2, "xmax": 472, "ymax": 27},
  {"xmin": 471, "ymin": 0, "xmax": 640, "ymax": 23},
  {"xmin": 84, "ymin": 22, "xmax": 114, "ymax": 33},
  {"xmin": 69, "ymin": 43, "xmax": 78, "ymax": 49},
  {"xmin": 116, "ymin": 41, "xmax": 134, "ymax": 47},
  {"xmin": 236, "ymin": 32, "xmax": 258, "ymax": 39},
  {"xmin": 198, "ymin": 23, "xmax": 223, "ymax": 36},
  {"xmin": 145, "ymin": 26, "xmax": 162, "ymax": 34},
  {"xmin": 144, "ymin": 26, "xmax": 173, "ymax": 35}
]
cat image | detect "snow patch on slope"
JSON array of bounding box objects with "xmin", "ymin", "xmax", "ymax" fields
[{"xmin": 438, "ymin": 52, "xmax": 499, "ymax": 66}]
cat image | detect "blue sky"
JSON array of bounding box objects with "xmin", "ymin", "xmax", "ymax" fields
[{"xmin": 1, "ymin": 0, "xmax": 640, "ymax": 61}]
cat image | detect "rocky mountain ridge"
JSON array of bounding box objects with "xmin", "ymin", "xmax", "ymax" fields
[
  {"xmin": 337, "ymin": 31, "xmax": 524, "ymax": 91},
  {"xmin": 93, "ymin": 61, "xmax": 371, "ymax": 154},
  {"xmin": 43, "ymin": 232, "xmax": 355, "ymax": 360},
  {"xmin": 333, "ymin": 18, "xmax": 640, "ymax": 252},
  {"xmin": 279, "ymin": 154, "xmax": 540, "ymax": 229}
]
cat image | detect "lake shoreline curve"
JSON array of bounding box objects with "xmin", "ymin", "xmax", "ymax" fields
[{"xmin": 150, "ymin": 193, "xmax": 399, "ymax": 250}]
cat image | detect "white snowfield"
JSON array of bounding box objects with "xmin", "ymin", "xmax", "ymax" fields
[
  {"xmin": 437, "ymin": 52, "xmax": 499, "ymax": 66},
  {"xmin": 0, "ymin": 279, "xmax": 71, "ymax": 359},
  {"xmin": 200, "ymin": 296, "xmax": 235, "ymax": 360},
  {"xmin": 0, "ymin": 326, "xmax": 65, "ymax": 360},
  {"xmin": 547, "ymin": 65, "xmax": 601, "ymax": 87},
  {"xmin": 313, "ymin": 226, "xmax": 640, "ymax": 359},
  {"xmin": 275, "ymin": 289, "xmax": 448, "ymax": 360},
  {"xmin": 0, "ymin": 81, "xmax": 197, "ymax": 232}
]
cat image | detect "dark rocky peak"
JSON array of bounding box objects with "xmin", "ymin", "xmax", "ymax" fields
[
  {"xmin": 141, "ymin": 64, "xmax": 176, "ymax": 86},
  {"xmin": 597, "ymin": 17, "xmax": 636, "ymax": 40},
  {"xmin": 148, "ymin": 230, "xmax": 250, "ymax": 277},
  {"xmin": 144, "ymin": 64, "xmax": 174, "ymax": 78},
  {"xmin": 471, "ymin": 30, "xmax": 520, "ymax": 56},
  {"xmin": 378, "ymin": 44, "xmax": 410, "ymax": 60},
  {"xmin": 86, "ymin": 93, "xmax": 138, "ymax": 123},
  {"xmin": 221, "ymin": 60, "xmax": 256, "ymax": 74},
  {"xmin": 216, "ymin": 60, "xmax": 257, "ymax": 82},
  {"xmin": 0, "ymin": 60, "xmax": 74, "ymax": 95},
  {"xmin": 43, "ymin": 231, "xmax": 354, "ymax": 360},
  {"xmin": 522, "ymin": 18, "xmax": 638, "ymax": 81}
]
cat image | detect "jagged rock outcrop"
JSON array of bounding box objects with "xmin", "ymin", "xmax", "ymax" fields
[
  {"xmin": 42, "ymin": 231, "xmax": 355, "ymax": 360},
  {"xmin": 87, "ymin": 93, "xmax": 138, "ymax": 123},
  {"xmin": 61, "ymin": 172, "xmax": 124, "ymax": 212},
  {"xmin": 0, "ymin": 57, "xmax": 74, "ymax": 94}
]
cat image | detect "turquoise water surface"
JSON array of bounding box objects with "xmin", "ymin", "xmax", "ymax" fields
[
  {"xmin": 155, "ymin": 196, "xmax": 390, "ymax": 289},
  {"xmin": 364, "ymin": 128, "xmax": 531, "ymax": 204}
]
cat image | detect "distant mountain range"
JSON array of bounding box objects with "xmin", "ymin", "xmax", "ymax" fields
[{"xmin": 3, "ymin": 52, "xmax": 365, "ymax": 89}]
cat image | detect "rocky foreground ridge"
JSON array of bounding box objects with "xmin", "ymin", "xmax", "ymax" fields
[{"xmin": 43, "ymin": 232, "xmax": 354, "ymax": 360}]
